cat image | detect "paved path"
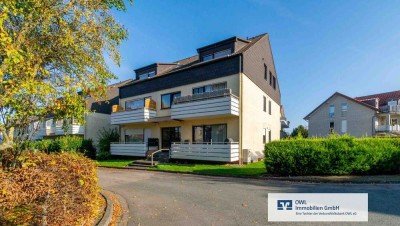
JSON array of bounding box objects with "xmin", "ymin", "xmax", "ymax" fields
[{"xmin": 98, "ymin": 168, "xmax": 400, "ymax": 226}]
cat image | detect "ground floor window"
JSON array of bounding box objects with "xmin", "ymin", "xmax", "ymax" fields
[
  {"xmin": 192, "ymin": 124, "xmax": 227, "ymax": 143},
  {"xmin": 161, "ymin": 127, "xmax": 181, "ymax": 148},
  {"xmin": 125, "ymin": 129, "xmax": 144, "ymax": 142}
]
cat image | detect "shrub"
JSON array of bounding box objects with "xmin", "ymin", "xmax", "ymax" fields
[
  {"xmin": 80, "ymin": 139, "xmax": 97, "ymax": 160},
  {"xmin": 97, "ymin": 128, "xmax": 119, "ymax": 160},
  {"xmin": 264, "ymin": 136, "xmax": 400, "ymax": 176},
  {"xmin": 0, "ymin": 152, "xmax": 100, "ymax": 225}
]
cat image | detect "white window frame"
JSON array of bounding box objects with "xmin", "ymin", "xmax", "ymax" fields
[{"xmin": 341, "ymin": 120, "xmax": 347, "ymax": 133}]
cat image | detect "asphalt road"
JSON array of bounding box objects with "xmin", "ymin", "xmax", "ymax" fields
[{"xmin": 98, "ymin": 168, "xmax": 400, "ymax": 226}]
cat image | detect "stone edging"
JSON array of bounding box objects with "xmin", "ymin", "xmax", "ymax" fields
[{"xmin": 97, "ymin": 190, "xmax": 113, "ymax": 226}]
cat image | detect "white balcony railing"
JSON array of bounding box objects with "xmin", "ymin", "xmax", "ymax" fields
[
  {"xmin": 375, "ymin": 125, "xmax": 400, "ymax": 132},
  {"xmin": 379, "ymin": 105, "xmax": 400, "ymax": 113},
  {"xmin": 111, "ymin": 108, "xmax": 156, "ymax": 125},
  {"xmin": 110, "ymin": 142, "xmax": 147, "ymax": 157},
  {"xmin": 171, "ymin": 89, "xmax": 239, "ymax": 120},
  {"xmin": 170, "ymin": 142, "xmax": 239, "ymax": 162}
]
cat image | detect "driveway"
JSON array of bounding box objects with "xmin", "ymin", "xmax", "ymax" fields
[{"xmin": 98, "ymin": 168, "xmax": 400, "ymax": 226}]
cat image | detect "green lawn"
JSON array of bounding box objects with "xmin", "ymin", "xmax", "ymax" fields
[
  {"xmin": 151, "ymin": 161, "xmax": 266, "ymax": 177},
  {"xmin": 96, "ymin": 159, "xmax": 133, "ymax": 168}
]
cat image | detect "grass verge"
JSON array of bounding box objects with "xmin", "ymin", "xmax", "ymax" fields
[
  {"xmin": 97, "ymin": 159, "xmax": 133, "ymax": 168},
  {"xmin": 150, "ymin": 161, "xmax": 266, "ymax": 177}
]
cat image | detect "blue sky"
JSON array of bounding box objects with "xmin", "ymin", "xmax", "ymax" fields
[{"xmin": 107, "ymin": 0, "xmax": 400, "ymax": 131}]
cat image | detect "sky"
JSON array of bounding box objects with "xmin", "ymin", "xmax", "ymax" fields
[{"xmin": 107, "ymin": 0, "xmax": 400, "ymax": 131}]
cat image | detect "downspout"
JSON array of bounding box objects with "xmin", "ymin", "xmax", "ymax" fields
[{"xmin": 239, "ymin": 55, "xmax": 243, "ymax": 165}]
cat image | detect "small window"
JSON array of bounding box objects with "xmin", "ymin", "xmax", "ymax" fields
[
  {"xmin": 269, "ymin": 72, "xmax": 272, "ymax": 85},
  {"xmin": 329, "ymin": 105, "xmax": 335, "ymax": 118},
  {"xmin": 269, "ymin": 100, "xmax": 272, "ymax": 115},
  {"xmin": 341, "ymin": 120, "xmax": 347, "ymax": 133},
  {"xmin": 213, "ymin": 49, "xmax": 231, "ymax": 59},
  {"xmin": 330, "ymin": 121, "xmax": 335, "ymax": 133},
  {"xmin": 273, "ymin": 76, "xmax": 276, "ymax": 90},
  {"xmin": 263, "ymin": 96, "xmax": 266, "ymax": 112},
  {"xmin": 201, "ymin": 49, "xmax": 232, "ymax": 62},
  {"xmin": 161, "ymin": 92, "xmax": 181, "ymax": 109},
  {"xmin": 192, "ymin": 82, "xmax": 227, "ymax": 94},
  {"xmin": 341, "ymin": 103, "xmax": 348, "ymax": 112},
  {"xmin": 391, "ymin": 118, "xmax": 398, "ymax": 126},
  {"xmin": 125, "ymin": 98, "xmax": 145, "ymax": 110},
  {"xmin": 263, "ymin": 134, "xmax": 266, "ymax": 144},
  {"xmin": 202, "ymin": 54, "xmax": 213, "ymax": 62},
  {"xmin": 268, "ymin": 130, "xmax": 272, "ymax": 142},
  {"xmin": 56, "ymin": 120, "xmax": 63, "ymax": 127},
  {"xmin": 264, "ymin": 64, "xmax": 268, "ymax": 81},
  {"xmin": 138, "ymin": 71, "xmax": 156, "ymax": 80},
  {"xmin": 148, "ymin": 71, "xmax": 155, "ymax": 78}
]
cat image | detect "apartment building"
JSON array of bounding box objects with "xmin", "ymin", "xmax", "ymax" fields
[
  {"xmin": 110, "ymin": 34, "xmax": 284, "ymax": 163},
  {"xmin": 304, "ymin": 91, "xmax": 400, "ymax": 137},
  {"xmin": 31, "ymin": 80, "xmax": 131, "ymax": 144}
]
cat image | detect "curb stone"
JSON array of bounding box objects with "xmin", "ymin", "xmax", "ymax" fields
[{"xmin": 97, "ymin": 190, "xmax": 113, "ymax": 226}]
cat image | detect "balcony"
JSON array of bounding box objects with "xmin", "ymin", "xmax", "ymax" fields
[
  {"xmin": 379, "ymin": 105, "xmax": 400, "ymax": 114},
  {"xmin": 375, "ymin": 125, "xmax": 400, "ymax": 133},
  {"xmin": 110, "ymin": 142, "xmax": 147, "ymax": 157},
  {"xmin": 281, "ymin": 117, "xmax": 290, "ymax": 129},
  {"xmin": 171, "ymin": 89, "xmax": 239, "ymax": 120},
  {"xmin": 44, "ymin": 124, "xmax": 85, "ymax": 136},
  {"xmin": 170, "ymin": 142, "xmax": 239, "ymax": 162},
  {"xmin": 111, "ymin": 99, "xmax": 157, "ymax": 125}
]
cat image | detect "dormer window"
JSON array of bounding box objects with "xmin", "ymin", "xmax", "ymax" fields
[
  {"xmin": 138, "ymin": 71, "xmax": 156, "ymax": 80},
  {"xmin": 202, "ymin": 49, "xmax": 232, "ymax": 62}
]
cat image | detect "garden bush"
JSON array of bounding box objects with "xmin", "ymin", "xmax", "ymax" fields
[
  {"xmin": 31, "ymin": 136, "xmax": 96, "ymax": 159},
  {"xmin": 97, "ymin": 128, "xmax": 119, "ymax": 160},
  {"xmin": 0, "ymin": 152, "xmax": 100, "ymax": 225},
  {"xmin": 264, "ymin": 136, "xmax": 400, "ymax": 176}
]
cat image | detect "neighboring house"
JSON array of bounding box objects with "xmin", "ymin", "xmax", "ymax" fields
[
  {"xmin": 110, "ymin": 33, "xmax": 284, "ymax": 163},
  {"xmin": 280, "ymin": 105, "xmax": 290, "ymax": 138},
  {"xmin": 304, "ymin": 91, "xmax": 400, "ymax": 137},
  {"xmin": 31, "ymin": 80, "xmax": 132, "ymax": 144}
]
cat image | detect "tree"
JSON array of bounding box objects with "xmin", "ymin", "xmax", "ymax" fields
[
  {"xmin": 0, "ymin": 0, "xmax": 130, "ymax": 167},
  {"xmin": 291, "ymin": 125, "xmax": 308, "ymax": 138}
]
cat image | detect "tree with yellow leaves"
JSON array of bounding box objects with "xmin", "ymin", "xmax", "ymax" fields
[{"xmin": 0, "ymin": 0, "xmax": 130, "ymax": 167}]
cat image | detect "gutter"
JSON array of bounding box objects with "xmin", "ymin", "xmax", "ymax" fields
[{"xmin": 239, "ymin": 54, "xmax": 243, "ymax": 165}]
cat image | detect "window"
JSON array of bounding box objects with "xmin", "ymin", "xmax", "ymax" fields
[
  {"xmin": 329, "ymin": 104, "xmax": 335, "ymax": 118},
  {"xmin": 268, "ymin": 130, "xmax": 272, "ymax": 142},
  {"xmin": 269, "ymin": 100, "xmax": 272, "ymax": 115},
  {"xmin": 391, "ymin": 118, "xmax": 398, "ymax": 126},
  {"xmin": 137, "ymin": 71, "xmax": 156, "ymax": 80},
  {"xmin": 263, "ymin": 128, "xmax": 267, "ymax": 144},
  {"xmin": 341, "ymin": 120, "xmax": 347, "ymax": 133},
  {"xmin": 161, "ymin": 92, "xmax": 181, "ymax": 109},
  {"xmin": 330, "ymin": 122, "xmax": 335, "ymax": 133},
  {"xmin": 269, "ymin": 72, "xmax": 272, "ymax": 85},
  {"xmin": 193, "ymin": 82, "xmax": 227, "ymax": 94},
  {"xmin": 201, "ymin": 49, "xmax": 232, "ymax": 62},
  {"xmin": 273, "ymin": 76, "xmax": 276, "ymax": 90},
  {"xmin": 341, "ymin": 103, "xmax": 348, "ymax": 112},
  {"xmin": 263, "ymin": 96, "xmax": 266, "ymax": 112},
  {"xmin": 264, "ymin": 64, "xmax": 268, "ymax": 81},
  {"xmin": 202, "ymin": 54, "xmax": 213, "ymax": 62},
  {"xmin": 125, "ymin": 129, "xmax": 144, "ymax": 143},
  {"xmin": 192, "ymin": 124, "xmax": 227, "ymax": 143},
  {"xmin": 56, "ymin": 120, "xmax": 63, "ymax": 127},
  {"xmin": 46, "ymin": 119, "xmax": 53, "ymax": 128},
  {"xmin": 125, "ymin": 98, "xmax": 148, "ymax": 110}
]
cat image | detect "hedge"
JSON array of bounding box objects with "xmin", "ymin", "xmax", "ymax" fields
[
  {"xmin": 0, "ymin": 152, "xmax": 100, "ymax": 225},
  {"xmin": 30, "ymin": 136, "xmax": 96, "ymax": 159},
  {"xmin": 264, "ymin": 136, "xmax": 400, "ymax": 176}
]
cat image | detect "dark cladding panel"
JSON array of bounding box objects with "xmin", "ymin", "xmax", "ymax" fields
[{"xmin": 120, "ymin": 56, "xmax": 240, "ymax": 99}]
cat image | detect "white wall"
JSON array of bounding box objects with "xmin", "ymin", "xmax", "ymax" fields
[{"xmin": 241, "ymin": 74, "xmax": 281, "ymax": 159}]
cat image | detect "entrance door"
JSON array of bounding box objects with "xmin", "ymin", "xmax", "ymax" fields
[{"xmin": 161, "ymin": 127, "xmax": 181, "ymax": 149}]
